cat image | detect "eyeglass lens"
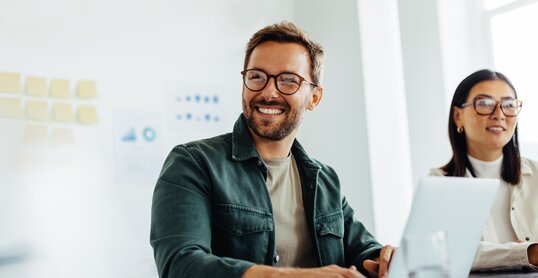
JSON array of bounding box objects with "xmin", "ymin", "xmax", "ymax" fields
[
  {"xmin": 475, "ymin": 98, "xmax": 521, "ymax": 116},
  {"xmin": 243, "ymin": 70, "xmax": 302, "ymax": 95}
]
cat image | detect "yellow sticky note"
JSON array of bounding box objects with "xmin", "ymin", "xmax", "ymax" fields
[
  {"xmin": 52, "ymin": 103, "xmax": 73, "ymax": 122},
  {"xmin": 51, "ymin": 79, "xmax": 70, "ymax": 98},
  {"xmin": 23, "ymin": 124, "xmax": 48, "ymax": 145},
  {"xmin": 77, "ymin": 80, "xmax": 97, "ymax": 99},
  {"xmin": 26, "ymin": 100, "xmax": 49, "ymax": 121},
  {"xmin": 0, "ymin": 72, "xmax": 21, "ymax": 93},
  {"xmin": 77, "ymin": 105, "xmax": 98, "ymax": 124},
  {"xmin": 0, "ymin": 97, "xmax": 22, "ymax": 118},
  {"xmin": 26, "ymin": 76, "xmax": 47, "ymax": 97},
  {"xmin": 51, "ymin": 128, "xmax": 75, "ymax": 145}
]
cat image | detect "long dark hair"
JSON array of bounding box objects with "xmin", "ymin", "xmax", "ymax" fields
[{"xmin": 441, "ymin": 69, "xmax": 521, "ymax": 185}]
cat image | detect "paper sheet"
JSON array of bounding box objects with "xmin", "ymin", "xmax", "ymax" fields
[
  {"xmin": 52, "ymin": 103, "xmax": 74, "ymax": 122},
  {"xmin": 165, "ymin": 81, "xmax": 227, "ymax": 141},
  {"xmin": 0, "ymin": 72, "xmax": 21, "ymax": 93},
  {"xmin": 77, "ymin": 105, "xmax": 98, "ymax": 124},
  {"xmin": 77, "ymin": 80, "xmax": 97, "ymax": 99},
  {"xmin": 51, "ymin": 127, "xmax": 75, "ymax": 145},
  {"xmin": 114, "ymin": 111, "xmax": 163, "ymax": 185},
  {"xmin": 0, "ymin": 97, "xmax": 22, "ymax": 118},
  {"xmin": 50, "ymin": 79, "xmax": 70, "ymax": 98},
  {"xmin": 26, "ymin": 76, "xmax": 47, "ymax": 97},
  {"xmin": 26, "ymin": 100, "xmax": 49, "ymax": 121},
  {"xmin": 23, "ymin": 124, "xmax": 48, "ymax": 144}
]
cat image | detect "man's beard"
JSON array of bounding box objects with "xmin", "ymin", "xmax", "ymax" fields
[{"xmin": 242, "ymin": 98, "xmax": 306, "ymax": 141}]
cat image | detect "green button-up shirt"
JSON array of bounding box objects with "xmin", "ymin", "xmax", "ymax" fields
[{"xmin": 150, "ymin": 114, "xmax": 382, "ymax": 277}]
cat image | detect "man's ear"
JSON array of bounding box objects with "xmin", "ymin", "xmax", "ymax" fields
[{"xmin": 308, "ymin": 86, "xmax": 323, "ymax": 111}]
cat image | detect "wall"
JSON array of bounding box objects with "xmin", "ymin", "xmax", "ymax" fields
[
  {"xmin": 294, "ymin": 0, "xmax": 376, "ymax": 234},
  {"xmin": 398, "ymin": 0, "xmax": 451, "ymax": 187},
  {"xmin": 356, "ymin": 0, "xmax": 413, "ymax": 245},
  {"xmin": 0, "ymin": 1, "xmax": 293, "ymax": 277},
  {"xmin": 0, "ymin": 0, "xmax": 501, "ymax": 276}
]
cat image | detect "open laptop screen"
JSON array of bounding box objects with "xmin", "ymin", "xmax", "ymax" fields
[{"xmin": 388, "ymin": 177, "xmax": 500, "ymax": 278}]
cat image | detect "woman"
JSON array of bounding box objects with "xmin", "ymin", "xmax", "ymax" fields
[{"xmin": 431, "ymin": 69, "xmax": 538, "ymax": 270}]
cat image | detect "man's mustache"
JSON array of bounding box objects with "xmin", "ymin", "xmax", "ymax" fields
[{"xmin": 251, "ymin": 100, "xmax": 289, "ymax": 109}]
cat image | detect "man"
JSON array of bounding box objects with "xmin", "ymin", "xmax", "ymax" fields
[{"xmin": 150, "ymin": 21, "xmax": 394, "ymax": 278}]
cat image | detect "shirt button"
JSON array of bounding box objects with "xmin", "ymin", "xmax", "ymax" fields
[
  {"xmin": 275, "ymin": 255, "xmax": 280, "ymax": 263},
  {"xmin": 511, "ymin": 207, "xmax": 515, "ymax": 210},
  {"xmin": 526, "ymin": 237, "xmax": 530, "ymax": 241}
]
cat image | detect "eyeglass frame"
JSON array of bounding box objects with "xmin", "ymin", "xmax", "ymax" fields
[
  {"xmin": 460, "ymin": 95, "xmax": 522, "ymax": 117},
  {"xmin": 241, "ymin": 68, "xmax": 318, "ymax": 95}
]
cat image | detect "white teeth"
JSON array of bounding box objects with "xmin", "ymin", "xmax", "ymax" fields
[
  {"xmin": 487, "ymin": 127, "xmax": 504, "ymax": 132},
  {"xmin": 258, "ymin": 107, "xmax": 283, "ymax": 115}
]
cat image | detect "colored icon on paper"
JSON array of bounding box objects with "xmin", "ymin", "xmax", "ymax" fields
[
  {"xmin": 121, "ymin": 128, "xmax": 136, "ymax": 142},
  {"xmin": 120, "ymin": 127, "xmax": 157, "ymax": 142},
  {"xmin": 142, "ymin": 127, "xmax": 157, "ymax": 142}
]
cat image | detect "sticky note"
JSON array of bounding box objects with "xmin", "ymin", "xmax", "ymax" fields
[
  {"xmin": 0, "ymin": 97, "xmax": 22, "ymax": 118},
  {"xmin": 23, "ymin": 124, "xmax": 48, "ymax": 144},
  {"xmin": 26, "ymin": 100, "xmax": 49, "ymax": 121},
  {"xmin": 51, "ymin": 128, "xmax": 75, "ymax": 145},
  {"xmin": 0, "ymin": 72, "xmax": 21, "ymax": 93},
  {"xmin": 52, "ymin": 103, "xmax": 73, "ymax": 122},
  {"xmin": 51, "ymin": 79, "xmax": 70, "ymax": 98},
  {"xmin": 26, "ymin": 76, "xmax": 47, "ymax": 97},
  {"xmin": 77, "ymin": 105, "xmax": 98, "ymax": 124},
  {"xmin": 77, "ymin": 80, "xmax": 97, "ymax": 99}
]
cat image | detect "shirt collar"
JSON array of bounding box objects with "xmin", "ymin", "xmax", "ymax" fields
[
  {"xmin": 230, "ymin": 114, "xmax": 321, "ymax": 171},
  {"xmin": 231, "ymin": 114, "xmax": 260, "ymax": 161},
  {"xmin": 522, "ymin": 158, "xmax": 533, "ymax": 175}
]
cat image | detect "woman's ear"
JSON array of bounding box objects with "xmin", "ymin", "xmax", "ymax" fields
[
  {"xmin": 453, "ymin": 107, "xmax": 463, "ymax": 128},
  {"xmin": 308, "ymin": 86, "xmax": 323, "ymax": 111}
]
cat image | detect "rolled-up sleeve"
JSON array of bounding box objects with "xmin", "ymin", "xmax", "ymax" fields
[
  {"xmin": 472, "ymin": 241, "xmax": 537, "ymax": 271},
  {"xmin": 150, "ymin": 146, "xmax": 254, "ymax": 278}
]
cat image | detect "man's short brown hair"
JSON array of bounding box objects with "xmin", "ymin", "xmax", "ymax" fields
[{"xmin": 243, "ymin": 21, "xmax": 325, "ymax": 86}]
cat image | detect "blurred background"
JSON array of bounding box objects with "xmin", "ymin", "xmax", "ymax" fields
[{"xmin": 1, "ymin": 0, "xmax": 537, "ymax": 277}]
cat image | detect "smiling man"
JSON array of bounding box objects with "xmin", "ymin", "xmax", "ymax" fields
[{"xmin": 150, "ymin": 21, "xmax": 394, "ymax": 278}]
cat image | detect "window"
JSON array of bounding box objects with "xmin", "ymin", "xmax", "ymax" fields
[{"xmin": 486, "ymin": 0, "xmax": 538, "ymax": 159}]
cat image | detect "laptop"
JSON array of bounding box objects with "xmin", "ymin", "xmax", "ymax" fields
[{"xmin": 387, "ymin": 177, "xmax": 500, "ymax": 278}]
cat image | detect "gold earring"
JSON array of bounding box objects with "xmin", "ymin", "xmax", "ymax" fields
[{"xmin": 457, "ymin": 126, "xmax": 463, "ymax": 133}]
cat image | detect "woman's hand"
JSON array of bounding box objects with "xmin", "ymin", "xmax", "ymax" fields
[{"xmin": 527, "ymin": 243, "xmax": 538, "ymax": 266}]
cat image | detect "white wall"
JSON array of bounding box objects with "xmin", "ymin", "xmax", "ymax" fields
[
  {"xmin": 0, "ymin": 1, "xmax": 293, "ymax": 277},
  {"xmin": 0, "ymin": 0, "xmax": 501, "ymax": 276},
  {"xmin": 356, "ymin": 0, "xmax": 413, "ymax": 245},
  {"xmin": 437, "ymin": 0, "xmax": 493, "ymax": 106},
  {"xmin": 294, "ymin": 0, "xmax": 376, "ymax": 234},
  {"xmin": 398, "ymin": 0, "xmax": 451, "ymax": 186}
]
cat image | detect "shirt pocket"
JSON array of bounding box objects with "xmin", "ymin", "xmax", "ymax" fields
[
  {"xmin": 315, "ymin": 210, "xmax": 345, "ymax": 265},
  {"xmin": 212, "ymin": 203, "xmax": 273, "ymax": 263}
]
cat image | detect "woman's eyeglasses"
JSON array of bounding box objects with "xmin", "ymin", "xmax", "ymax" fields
[{"xmin": 461, "ymin": 96, "xmax": 522, "ymax": 117}]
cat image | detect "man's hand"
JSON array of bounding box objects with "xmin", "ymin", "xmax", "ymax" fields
[
  {"xmin": 363, "ymin": 245, "xmax": 396, "ymax": 278},
  {"xmin": 242, "ymin": 264, "xmax": 366, "ymax": 278}
]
